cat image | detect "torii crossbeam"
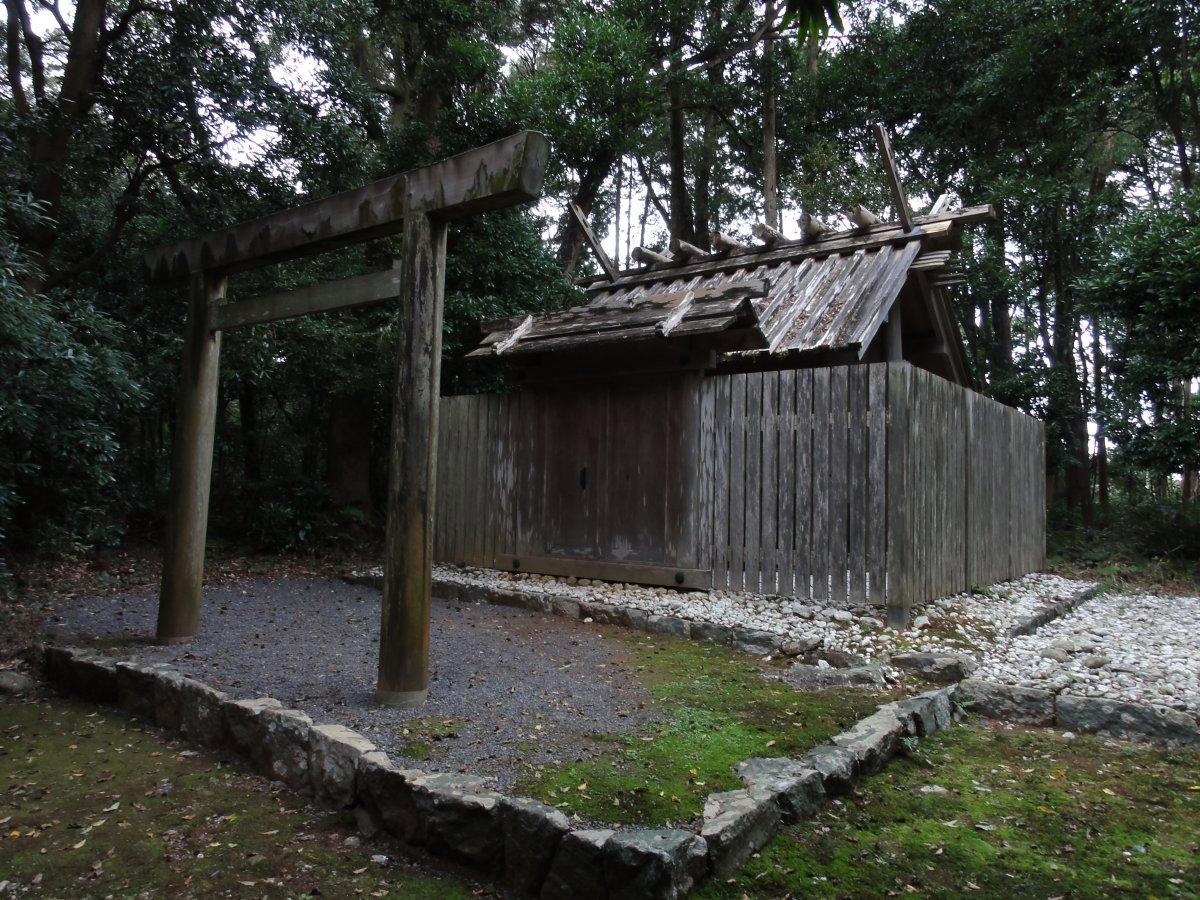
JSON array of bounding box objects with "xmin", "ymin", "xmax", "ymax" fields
[{"xmin": 144, "ymin": 132, "xmax": 551, "ymax": 707}]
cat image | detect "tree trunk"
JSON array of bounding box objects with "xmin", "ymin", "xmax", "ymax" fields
[
  {"xmin": 761, "ymin": 0, "xmax": 779, "ymax": 229},
  {"xmin": 1092, "ymin": 315, "xmax": 1109, "ymax": 519}
]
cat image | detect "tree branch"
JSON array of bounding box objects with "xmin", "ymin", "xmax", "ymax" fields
[
  {"xmin": 634, "ymin": 154, "xmax": 671, "ymax": 227},
  {"xmin": 5, "ymin": 0, "xmax": 45, "ymax": 102}
]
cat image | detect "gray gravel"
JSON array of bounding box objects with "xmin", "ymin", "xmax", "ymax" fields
[{"xmin": 45, "ymin": 575, "xmax": 657, "ymax": 788}]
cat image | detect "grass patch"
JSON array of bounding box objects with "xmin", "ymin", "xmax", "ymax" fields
[
  {"xmin": 701, "ymin": 722, "xmax": 1200, "ymax": 898},
  {"xmin": 395, "ymin": 717, "xmax": 461, "ymax": 761},
  {"xmin": 518, "ymin": 631, "xmax": 886, "ymax": 826},
  {"xmin": 0, "ymin": 696, "xmax": 481, "ymax": 897}
]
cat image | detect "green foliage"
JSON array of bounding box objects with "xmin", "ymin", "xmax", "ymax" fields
[
  {"xmin": 0, "ymin": 190, "xmax": 144, "ymax": 560},
  {"xmin": 1081, "ymin": 194, "xmax": 1200, "ymax": 474}
]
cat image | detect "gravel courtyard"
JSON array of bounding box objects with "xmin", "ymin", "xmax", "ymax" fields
[{"xmin": 44, "ymin": 576, "xmax": 659, "ymax": 788}]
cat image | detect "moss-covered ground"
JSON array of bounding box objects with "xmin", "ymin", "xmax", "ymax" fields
[
  {"xmin": 701, "ymin": 722, "xmax": 1200, "ymax": 898},
  {"xmin": 0, "ymin": 696, "xmax": 482, "ymax": 898},
  {"xmin": 517, "ymin": 630, "xmax": 888, "ymax": 826}
]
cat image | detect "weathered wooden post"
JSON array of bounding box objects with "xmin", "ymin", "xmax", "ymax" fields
[
  {"xmin": 376, "ymin": 210, "xmax": 447, "ymax": 707},
  {"xmin": 144, "ymin": 132, "xmax": 548, "ymax": 694},
  {"xmin": 156, "ymin": 273, "xmax": 225, "ymax": 643}
]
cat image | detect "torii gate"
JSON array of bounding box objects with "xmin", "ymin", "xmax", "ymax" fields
[{"xmin": 144, "ymin": 132, "xmax": 551, "ymax": 708}]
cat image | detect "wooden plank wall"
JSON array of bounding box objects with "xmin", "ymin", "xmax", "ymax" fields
[{"xmin": 434, "ymin": 362, "xmax": 1046, "ymax": 605}]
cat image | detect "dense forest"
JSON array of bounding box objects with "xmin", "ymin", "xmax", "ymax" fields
[{"xmin": 2, "ymin": 0, "xmax": 1198, "ymax": 573}]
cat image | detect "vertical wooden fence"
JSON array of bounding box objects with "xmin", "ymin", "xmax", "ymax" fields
[{"xmin": 434, "ymin": 362, "xmax": 1045, "ymax": 613}]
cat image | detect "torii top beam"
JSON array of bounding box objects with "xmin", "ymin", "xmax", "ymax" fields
[{"xmin": 144, "ymin": 131, "xmax": 551, "ymax": 282}]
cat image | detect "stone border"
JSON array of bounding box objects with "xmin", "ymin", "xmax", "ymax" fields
[
  {"xmin": 1006, "ymin": 583, "xmax": 1103, "ymax": 637},
  {"xmin": 347, "ymin": 570, "xmax": 802, "ymax": 659},
  {"xmin": 40, "ymin": 643, "xmax": 962, "ymax": 898},
  {"xmin": 958, "ymin": 678, "xmax": 1200, "ymax": 747}
]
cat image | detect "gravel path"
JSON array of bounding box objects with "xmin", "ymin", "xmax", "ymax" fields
[
  {"xmin": 975, "ymin": 589, "xmax": 1200, "ymax": 712},
  {"xmin": 45, "ymin": 576, "xmax": 657, "ymax": 788}
]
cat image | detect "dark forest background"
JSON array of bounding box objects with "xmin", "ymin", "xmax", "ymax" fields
[{"xmin": 2, "ymin": 0, "xmax": 1199, "ymax": 580}]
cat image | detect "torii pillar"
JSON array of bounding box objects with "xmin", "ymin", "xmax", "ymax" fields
[{"xmin": 144, "ymin": 132, "xmax": 551, "ymax": 708}]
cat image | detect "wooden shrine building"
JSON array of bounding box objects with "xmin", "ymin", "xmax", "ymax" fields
[{"xmin": 433, "ymin": 192, "xmax": 1045, "ymax": 626}]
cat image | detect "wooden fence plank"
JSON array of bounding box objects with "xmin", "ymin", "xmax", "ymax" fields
[
  {"xmin": 828, "ymin": 365, "xmax": 849, "ymax": 605},
  {"xmin": 867, "ymin": 363, "xmax": 887, "ymax": 603},
  {"xmin": 847, "ymin": 365, "xmax": 868, "ymax": 601}
]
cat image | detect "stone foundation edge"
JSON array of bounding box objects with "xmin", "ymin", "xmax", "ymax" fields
[
  {"xmin": 958, "ymin": 678, "xmax": 1199, "ymax": 747},
  {"xmin": 41, "ymin": 643, "xmax": 968, "ymax": 898}
]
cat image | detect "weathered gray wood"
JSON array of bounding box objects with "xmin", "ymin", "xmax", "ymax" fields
[
  {"xmin": 212, "ymin": 266, "xmax": 400, "ymax": 331},
  {"xmin": 714, "ymin": 374, "xmax": 732, "ymax": 588},
  {"xmin": 799, "ymin": 212, "xmax": 831, "ymax": 241},
  {"xmin": 710, "ymin": 231, "xmax": 752, "ymax": 252},
  {"xmin": 828, "ymin": 365, "xmax": 849, "ymax": 605},
  {"xmin": 794, "ymin": 368, "xmax": 813, "ymax": 598},
  {"xmin": 146, "ymin": 131, "xmax": 550, "ymax": 281},
  {"xmin": 760, "ymin": 371, "xmax": 778, "ymax": 593},
  {"xmin": 777, "ymin": 369, "xmax": 796, "ymax": 595},
  {"xmin": 848, "ymin": 204, "xmax": 881, "ymax": 229},
  {"xmin": 885, "ymin": 362, "xmax": 911, "ymax": 626},
  {"xmin": 499, "ymin": 556, "xmax": 712, "ymax": 590},
  {"xmin": 157, "ymin": 273, "xmax": 225, "ymax": 644},
  {"xmin": 811, "ymin": 367, "xmax": 831, "ymax": 601},
  {"xmin": 873, "ymin": 123, "xmax": 915, "ymax": 232},
  {"xmin": 866, "ymin": 363, "xmax": 887, "ymax": 603},
  {"xmin": 377, "ymin": 210, "xmax": 448, "ymax": 708},
  {"xmin": 847, "ymin": 365, "xmax": 867, "ymax": 600},
  {"xmin": 729, "ymin": 375, "xmax": 748, "ymax": 590},
  {"xmin": 752, "ymin": 222, "xmax": 786, "ymax": 245},
  {"xmin": 632, "ymin": 246, "xmax": 673, "ymax": 266},
  {"xmin": 570, "ymin": 201, "xmax": 619, "ymax": 281}
]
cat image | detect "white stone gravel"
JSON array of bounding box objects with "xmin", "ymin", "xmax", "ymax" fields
[
  {"xmin": 433, "ymin": 564, "xmax": 1081, "ymax": 655},
  {"xmin": 421, "ymin": 565, "xmax": 1200, "ymax": 716},
  {"xmin": 975, "ymin": 590, "xmax": 1200, "ymax": 713}
]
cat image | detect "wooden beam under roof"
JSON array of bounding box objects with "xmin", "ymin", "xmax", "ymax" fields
[
  {"xmin": 578, "ymin": 205, "xmax": 994, "ymax": 292},
  {"xmin": 211, "ymin": 265, "xmax": 401, "ymax": 331},
  {"xmin": 145, "ymin": 131, "xmax": 550, "ymax": 281},
  {"xmin": 569, "ymin": 201, "xmax": 618, "ymax": 281}
]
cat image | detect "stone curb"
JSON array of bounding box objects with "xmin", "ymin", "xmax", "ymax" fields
[
  {"xmin": 40, "ymin": 645, "xmax": 707, "ymax": 899},
  {"xmin": 348, "ymin": 571, "xmax": 801, "ymax": 660},
  {"xmin": 958, "ymin": 678, "xmax": 1199, "ymax": 747},
  {"xmin": 1006, "ymin": 584, "xmax": 1103, "ymax": 638},
  {"xmin": 704, "ymin": 686, "xmax": 961, "ymax": 877}
]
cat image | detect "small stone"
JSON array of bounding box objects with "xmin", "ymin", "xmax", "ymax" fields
[
  {"xmin": 1039, "ymin": 647, "xmax": 1070, "ymax": 663},
  {"xmin": 343, "ymin": 835, "xmax": 361, "ymax": 848},
  {"xmin": 911, "ymin": 615, "xmax": 931, "ymax": 630},
  {"xmin": 0, "ymin": 671, "xmax": 36, "ymax": 695},
  {"xmin": 370, "ymin": 853, "xmax": 389, "ymax": 865},
  {"xmin": 1082, "ymin": 654, "xmax": 1111, "ymax": 669},
  {"xmin": 919, "ymin": 784, "xmax": 950, "ymax": 795}
]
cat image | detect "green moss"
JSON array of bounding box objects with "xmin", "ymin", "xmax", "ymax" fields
[
  {"xmin": 392, "ymin": 717, "xmax": 461, "ymax": 762},
  {"xmin": 0, "ymin": 697, "xmax": 479, "ymax": 898},
  {"xmin": 700, "ymin": 723, "xmax": 1200, "ymax": 898},
  {"xmin": 518, "ymin": 631, "xmax": 886, "ymax": 826}
]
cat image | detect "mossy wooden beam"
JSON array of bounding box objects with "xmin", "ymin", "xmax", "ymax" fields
[{"xmin": 144, "ymin": 131, "xmax": 550, "ymax": 281}]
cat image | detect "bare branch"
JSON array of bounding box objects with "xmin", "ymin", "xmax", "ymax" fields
[{"xmin": 634, "ymin": 154, "xmax": 671, "ymax": 227}]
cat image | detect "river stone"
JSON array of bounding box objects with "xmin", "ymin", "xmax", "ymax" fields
[
  {"xmin": 310, "ymin": 723, "xmax": 376, "ymax": 807},
  {"xmin": 411, "ymin": 772, "xmax": 505, "ymax": 871},
  {"xmin": 603, "ymin": 828, "xmax": 708, "ymax": 900},
  {"xmin": 831, "ymin": 708, "xmax": 906, "ymax": 773},
  {"xmin": 701, "ymin": 787, "xmax": 779, "ymax": 878},
  {"xmin": 1039, "ymin": 647, "xmax": 1070, "ymax": 663},
  {"xmin": 541, "ymin": 828, "xmax": 613, "ymax": 900},
  {"xmin": 0, "ymin": 670, "xmax": 35, "ymax": 695},
  {"xmin": 114, "ymin": 661, "xmax": 159, "ymax": 721},
  {"xmin": 499, "ymin": 796, "xmax": 570, "ymax": 895},
  {"xmin": 1082, "ymin": 654, "xmax": 1111, "ymax": 669},
  {"xmin": 957, "ymin": 679, "xmax": 1055, "ymax": 726},
  {"xmin": 779, "ymin": 635, "xmax": 822, "ymax": 657},
  {"xmin": 734, "ymin": 757, "xmax": 825, "ymax": 821},
  {"xmin": 178, "ymin": 677, "xmax": 227, "ymax": 748},
  {"xmin": 1055, "ymin": 694, "xmax": 1199, "ymax": 747},
  {"xmin": 799, "ymin": 744, "xmax": 857, "ymax": 795},
  {"xmin": 354, "ymin": 753, "xmax": 426, "ymax": 843},
  {"xmin": 890, "ymin": 652, "xmax": 977, "ymax": 684}
]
